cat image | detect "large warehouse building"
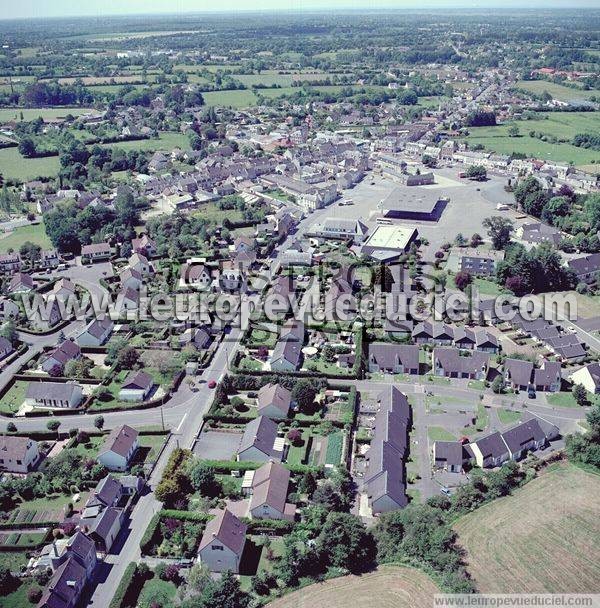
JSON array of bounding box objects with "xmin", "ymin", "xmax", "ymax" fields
[{"xmin": 381, "ymin": 187, "xmax": 447, "ymax": 221}]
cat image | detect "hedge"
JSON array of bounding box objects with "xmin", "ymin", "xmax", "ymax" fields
[
  {"xmin": 199, "ymin": 459, "xmax": 322, "ymax": 476},
  {"xmin": 108, "ymin": 562, "xmax": 138, "ymax": 608},
  {"xmin": 243, "ymin": 518, "xmax": 295, "ymax": 534},
  {"xmin": 139, "ymin": 514, "xmax": 161, "ymax": 556},
  {"xmin": 159, "ymin": 509, "xmax": 212, "ymax": 523}
]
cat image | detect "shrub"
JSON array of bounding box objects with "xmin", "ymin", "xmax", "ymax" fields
[{"xmin": 27, "ymin": 587, "xmax": 42, "ymax": 603}]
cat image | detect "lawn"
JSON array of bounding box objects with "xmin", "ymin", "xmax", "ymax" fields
[
  {"xmin": 462, "ymin": 402, "xmax": 490, "ymax": 436},
  {"xmin": 0, "ymin": 223, "xmax": 52, "ymax": 253},
  {"xmin": 0, "ymin": 107, "xmax": 95, "ymax": 122},
  {"xmin": 266, "ymin": 565, "xmax": 440, "ymax": 608},
  {"xmin": 0, "ymin": 380, "xmax": 29, "ymax": 414},
  {"xmin": 514, "ymin": 80, "xmax": 598, "ymax": 102},
  {"xmin": 137, "ymin": 577, "xmax": 177, "ymax": 608},
  {"xmin": 454, "ymin": 463, "xmax": 600, "ymax": 593},
  {"xmin": 427, "ymin": 426, "xmax": 457, "ymax": 442},
  {"xmin": 0, "ymin": 147, "xmax": 61, "ymax": 181},
  {"xmin": 137, "ymin": 433, "xmax": 168, "ymax": 462},
  {"xmin": 201, "ymin": 89, "xmax": 259, "ymax": 108},
  {"xmin": 547, "ymin": 392, "xmax": 581, "ymax": 408},
  {"xmin": 0, "ymin": 579, "xmax": 42, "ymax": 608},
  {"xmin": 497, "ymin": 408, "xmax": 522, "ymax": 425},
  {"xmin": 191, "ymin": 202, "xmax": 244, "ymax": 224},
  {"xmin": 463, "ymin": 112, "xmax": 600, "ymax": 168},
  {"xmin": 98, "ymin": 131, "xmax": 189, "ymax": 152},
  {"xmin": 324, "ymin": 431, "xmax": 344, "ymax": 465}
]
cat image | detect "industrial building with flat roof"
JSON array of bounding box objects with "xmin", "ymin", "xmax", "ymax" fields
[
  {"xmin": 381, "ymin": 187, "xmax": 447, "ymax": 221},
  {"xmin": 361, "ymin": 225, "xmax": 419, "ymax": 261}
]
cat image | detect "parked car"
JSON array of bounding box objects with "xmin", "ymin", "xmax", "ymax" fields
[
  {"xmin": 208, "ymin": 380, "xmax": 217, "ymax": 389},
  {"xmin": 441, "ymin": 487, "xmax": 452, "ymax": 496},
  {"xmin": 528, "ymin": 389, "xmax": 536, "ymax": 399}
]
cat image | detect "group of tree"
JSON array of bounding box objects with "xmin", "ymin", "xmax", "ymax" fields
[
  {"xmin": 465, "ymin": 110, "xmax": 496, "ymax": 127},
  {"xmin": 566, "ymin": 397, "xmax": 600, "ymax": 468}
]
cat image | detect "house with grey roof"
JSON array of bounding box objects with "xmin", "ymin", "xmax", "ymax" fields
[
  {"xmin": 118, "ymin": 370, "xmax": 154, "ymax": 402},
  {"xmin": 238, "ymin": 416, "xmax": 282, "ymax": 462},
  {"xmin": 364, "ymin": 387, "xmax": 411, "ymax": 514},
  {"xmin": 0, "ymin": 435, "xmax": 39, "ymax": 473},
  {"xmin": 76, "ymin": 318, "xmax": 114, "ymax": 347},
  {"xmin": 25, "ymin": 381, "xmax": 83, "ymax": 409},
  {"xmin": 432, "ymin": 441, "xmax": 474, "ymax": 473},
  {"xmin": 37, "ymin": 556, "xmax": 88, "ymax": 608},
  {"xmin": 368, "ymin": 343, "xmax": 419, "ymax": 375},
  {"xmin": 256, "ymin": 383, "xmax": 292, "ymax": 419},
  {"xmin": 567, "ymin": 253, "xmax": 600, "ymax": 284},
  {"xmin": 533, "ymin": 361, "xmax": 562, "ymax": 392},
  {"xmin": 503, "ymin": 358, "xmax": 534, "ymax": 391},
  {"xmin": 432, "ymin": 348, "xmax": 489, "ymax": 380},
  {"xmin": 98, "ymin": 425, "xmax": 139, "ymax": 471},
  {"xmin": 198, "ymin": 509, "xmax": 247, "ymax": 573},
  {"xmin": 470, "ymin": 431, "xmax": 510, "ymax": 468},
  {"xmin": 248, "ymin": 460, "xmax": 296, "ymax": 520}
]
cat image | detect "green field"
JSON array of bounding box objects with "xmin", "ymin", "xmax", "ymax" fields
[
  {"xmin": 427, "ymin": 426, "xmax": 457, "ymax": 442},
  {"xmin": 514, "ymin": 80, "xmax": 598, "ymax": 102},
  {"xmin": 0, "ymin": 147, "xmax": 60, "ymax": 180},
  {"xmin": 464, "ymin": 112, "xmax": 600, "ymax": 167},
  {"xmin": 0, "ymin": 107, "xmax": 95, "ymax": 122},
  {"xmin": 99, "ymin": 131, "xmax": 189, "ymax": 152},
  {"xmin": 0, "ymin": 223, "xmax": 52, "ymax": 253}
]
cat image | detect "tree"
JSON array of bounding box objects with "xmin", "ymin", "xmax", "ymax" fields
[
  {"xmin": 470, "ymin": 233, "xmax": 483, "ymax": 247},
  {"xmin": 291, "ymin": 379, "xmax": 317, "ymax": 413},
  {"xmin": 116, "ymin": 346, "xmax": 140, "ymax": 370},
  {"xmin": 572, "ymin": 384, "xmax": 589, "ymax": 407},
  {"xmin": 185, "ymin": 571, "xmax": 250, "ymax": 608},
  {"xmin": 189, "ymin": 461, "xmax": 218, "ymax": 496},
  {"xmin": 483, "ymin": 216, "xmax": 514, "ymax": 250},
  {"xmin": 465, "ymin": 165, "xmax": 487, "ymax": 181},
  {"xmin": 491, "ymin": 376, "xmax": 504, "ymax": 394},
  {"xmin": 507, "ymin": 125, "xmax": 520, "ymax": 137},
  {"xmin": 0, "ymin": 320, "xmax": 17, "ymax": 345},
  {"xmin": 454, "ymin": 271, "xmax": 472, "ymax": 291},
  {"xmin": 93, "ymin": 415, "xmax": 104, "ymax": 430},
  {"xmin": 287, "ymin": 429, "xmax": 302, "ymax": 446},
  {"xmin": 47, "ymin": 420, "xmax": 61, "ymax": 435},
  {"xmin": 316, "ymin": 511, "xmax": 376, "ymax": 572},
  {"xmin": 19, "ymin": 241, "xmax": 42, "ymax": 265},
  {"xmin": 6, "ymin": 422, "xmax": 17, "ymax": 433},
  {"xmin": 18, "ymin": 137, "xmax": 36, "ymax": 158}
]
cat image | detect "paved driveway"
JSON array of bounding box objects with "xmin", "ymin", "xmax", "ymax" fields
[{"xmin": 193, "ymin": 430, "xmax": 242, "ymax": 460}]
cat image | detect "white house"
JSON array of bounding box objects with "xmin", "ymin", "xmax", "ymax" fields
[
  {"xmin": 197, "ymin": 509, "xmax": 247, "ymax": 573},
  {"xmin": 570, "ymin": 363, "xmax": 600, "ymax": 395},
  {"xmin": 76, "ymin": 318, "xmax": 114, "ymax": 347},
  {"xmin": 97, "ymin": 425, "xmax": 139, "ymax": 471},
  {"xmin": 0, "ymin": 435, "xmax": 39, "ymax": 473},
  {"xmin": 118, "ymin": 370, "xmax": 154, "ymax": 402}
]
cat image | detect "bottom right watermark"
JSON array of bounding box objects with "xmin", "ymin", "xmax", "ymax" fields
[{"xmin": 434, "ymin": 595, "xmax": 600, "ymax": 608}]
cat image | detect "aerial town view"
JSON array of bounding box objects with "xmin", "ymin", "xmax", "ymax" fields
[{"xmin": 0, "ymin": 1, "xmax": 599, "ymax": 607}]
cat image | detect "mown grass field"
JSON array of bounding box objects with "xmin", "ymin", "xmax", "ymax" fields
[
  {"xmin": 0, "ymin": 223, "xmax": 52, "ymax": 253},
  {"xmin": 454, "ymin": 463, "xmax": 600, "ymax": 593},
  {"xmin": 514, "ymin": 80, "xmax": 598, "ymax": 102},
  {"xmin": 0, "ymin": 146, "xmax": 60, "ymax": 181},
  {"xmin": 266, "ymin": 566, "xmax": 440, "ymax": 608},
  {"xmin": 464, "ymin": 112, "xmax": 600, "ymax": 167},
  {"xmin": 0, "ymin": 107, "xmax": 94, "ymax": 122}
]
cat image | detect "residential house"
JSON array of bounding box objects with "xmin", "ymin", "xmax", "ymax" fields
[
  {"xmin": 364, "ymin": 387, "xmax": 411, "ymax": 514},
  {"xmin": 180, "ymin": 263, "xmax": 213, "ymax": 290},
  {"xmin": 197, "ymin": 509, "xmax": 247, "ymax": 573},
  {"xmin": 118, "ymin": 370, "xmax": 154, "ymax": 402},
  {"xmin": 131, "ymin": 235, "xmax": 157, "ymax": 257},
  {"xmin": 97, "ymin": 425, "xmax": 139, "ymax": 471},
  {"xmin": 0, "ymin": 297, "xmax": 19, "ymax": 321},
  {"xmin": 179, "ymin": 327, "xmax": 212, "ymax": 350},
  {"xmin": 238, "ymin": 416, "xmax": 282, "ymax": 462},
  {"xmin": 120, "ymin": 267, "xmax": 143, "ymax": 291},
  {"xmin": 503, "ymin": 358, "xmax": 534, "ymax": 391},
  {"xmin": 81, "ymin": 243, "xmax": 112, "ymax": 263},
  {"xmin": 470, "ymin": 431, "xmax": 510, "ymax": 468},
  {"xmin": 412, "ymin": 321, "xmax": 454, "ymax": 345},
  {"xmin": 311, "ymin": 218, "xmax": 369, "ymax": 244},
  {"xmin": 517, "ymin": 222, "xmax": 562, "ymax": 246},
  {"xmin": 533, "ymin": 361, "xmax": 562, "ymax": 392},
  {"xmin": 0, "ymin": 253, "xmax": 21, "ymax": 272},
  {"xmin": 0, "ymin": 336, "xmax": 13, "ymax": 360},
  {"xmin": 37, "ymin": 557, "xmax": 88, "ymax": 608},
  {"xmin": 368, "ymin": 343, "xmax": 419, "ymax": 374},
  {"xmin": 40, "ymin": 249, "xmax": 60, "ymax": 269},
  {"xmin": 570, "ymin": 362, "xmax": 600, "ymax": 394},
  {"xmin": 53, "ymin": 278, "xmax": 76, "ymax": 300},
  {"xmin": 256, "ymin": 383, "xmax": 292, "ymax": 419},
  {"xmin": 41, "ymin": 339, "xmax": 81, "ymax": 374},
  {"xmin": 432, "ymin": 348, "xmax": 489, "ymax": 380},
  {"xmin": 0, "ymin": 435, "xmax": 39, "ymax": 473},
  {"xmin": 76, "ymin": 318, "xmax": 114, "ymax": 347},
  {"xmin": 128, "ymin": 253, "xmax": 151, "ymax": 275},
  {"xmin": 25, "ymin": 381, "xmax": 83, "ymax": 409},
  {"xmin": 567, "ymin": 253, "xmax": 600, "ymax": 284},
  {"xmin": 248, "ymin": 460, "xmax": 296, "ymax": 520},
  {"xmin": 9, "ymin": 272, "xmax": 34, "ymax": 293},
  {"xmin": 432, "ymin": 441, "xmax": 474, "ymax": 473}
]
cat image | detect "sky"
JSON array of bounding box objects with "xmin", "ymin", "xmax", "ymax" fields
[{"xmin": 0, "ymin": 0, "xmax": 598, "ymax": 19}]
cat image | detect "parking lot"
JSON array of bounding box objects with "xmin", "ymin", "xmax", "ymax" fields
[{"xmin": 192, "ymin": 429, "xmax": 242, "ymax": 460}]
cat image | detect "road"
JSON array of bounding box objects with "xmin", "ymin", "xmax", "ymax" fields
[{"xmin": 89, "ymin": 325, "xmax": 242, "ymax": 608}]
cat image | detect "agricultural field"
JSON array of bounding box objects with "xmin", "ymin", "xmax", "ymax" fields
[
  {"xmin": 0, "ymin": 223, "xmax": 52, "ymax": 253},
  {"xmin": 514, "ymin": 80, "xmax": 598, "ymax": 102},
  {"xmin": 454, "ymin": 463, "xmax": 600, "ymax": 593},
  {"xmin": 0, "ymin": 146, "xmax": 61, "ymax": 181},
  {"xmin": 98, "ymin": 131, "xmax": 190, "ymax": 152},
  {"xmin": 464, "ymin": 112, "xmax": 600, "ymax": 167},
  {"xmin": 266, "ymin": 566, "xmax": 440, "ymax": 608}
]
